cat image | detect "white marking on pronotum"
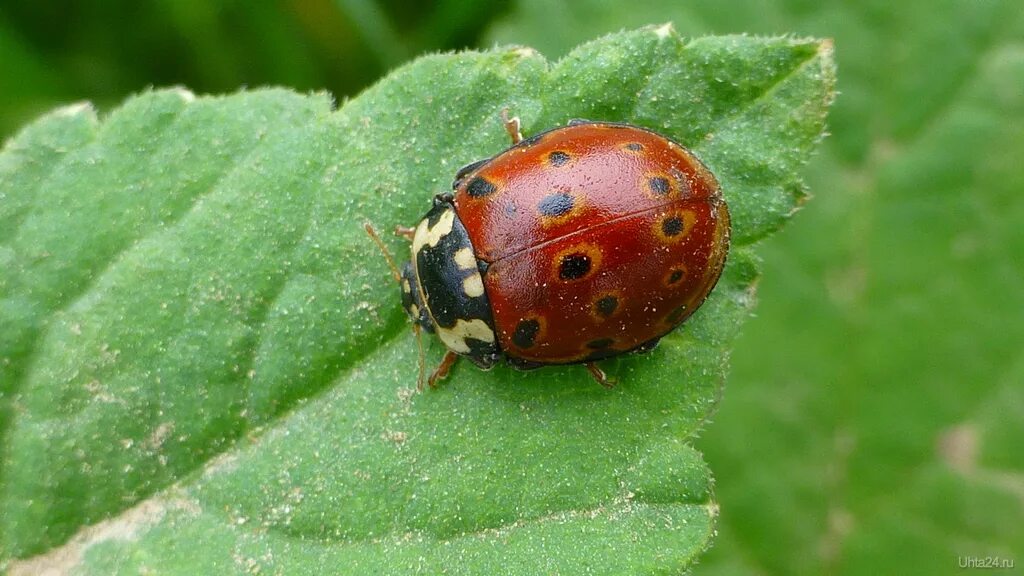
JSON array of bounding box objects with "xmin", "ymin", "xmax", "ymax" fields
[
  {"xmin": 437, "ymin": 319, "xmax": 495, "ymax": 354},
  {"xmin": 453, "ymin": 247, "xmax": 476, "ymax": 270},
  {"xmin": 462, "ymin": 274, "xmax": 485, "ymax": 298},
  {"xmin": 411, "ymin": 209, "xmax": 456, "ymax": 254}
]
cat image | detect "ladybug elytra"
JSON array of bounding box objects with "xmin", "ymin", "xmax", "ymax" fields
[{"xmin": 368, "ymin": 113, "xmax": 730, "ymax": 388}]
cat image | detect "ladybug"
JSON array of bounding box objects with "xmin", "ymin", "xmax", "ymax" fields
[{"xmin": 367, "ymin": 113, "xmax": 730, "ymax": 388}]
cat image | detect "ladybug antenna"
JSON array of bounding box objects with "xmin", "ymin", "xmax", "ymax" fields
[
  {"xmin": 363, "ymin": 221, "xmax": 402, "ymax": 283},
  {"xmin": 413, "ymin": 323, "xmax": 426, "ymax": 391},
  {"xmin": 366, "ymin": 221, "xmax": 430, "ymax": 390}
]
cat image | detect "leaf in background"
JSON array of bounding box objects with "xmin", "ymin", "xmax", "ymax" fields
[
  {"xmin": 491, "ymin": 2, "xmax": 1024, "ymax": 575},
  {"xmin": 0, "ymin": 27, "xmax": 834, "ymax": 574}
]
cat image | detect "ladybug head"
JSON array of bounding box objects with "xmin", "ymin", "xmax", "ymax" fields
[
  {"xmin": 399, "ymin": 260, "xmax": 434, "ymax": 333},
  {"xmin": 399, "ymin": 198, "xmax": 501, "ymax": 371}
]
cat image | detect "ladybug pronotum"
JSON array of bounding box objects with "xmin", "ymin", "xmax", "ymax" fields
[{"xmin": 369, "ymin": 113, "xmax": 730, "ymax": 388}]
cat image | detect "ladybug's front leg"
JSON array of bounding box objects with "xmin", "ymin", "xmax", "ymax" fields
[
  {"xmin": 426, "ymin": 350, "xmax": 460, "ymax": 389},
  {"xmin": 585, "ymin": 362, "xmax": 617, "ymax": 389},
  {"xmin": 394, "ymin": 225, "xmax": 416, "ymax": 240},
  {"xmin": 500, "ymin": 108, "xmax": 522, "ymax": 145}
]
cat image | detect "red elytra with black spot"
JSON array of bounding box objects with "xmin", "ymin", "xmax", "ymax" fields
[
  {"xmin": 455, "ymin": 120, "xmax": 729, "ymax": 369},
  {"xmin": 383, "ymin": 118, "xmax": 730, "ymax": 388}
]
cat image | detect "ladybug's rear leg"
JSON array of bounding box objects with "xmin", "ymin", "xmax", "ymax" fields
[
  {"xmin": 585, "ymin": 362, "xmax": 617, "ymax": 389},
  {"xmin": 427, "ymin": 350, "xmax": 460, "ymax": 389},
  {"xmin": 500, "ymin": 108, "xmax": 522, "ymax": 145}
]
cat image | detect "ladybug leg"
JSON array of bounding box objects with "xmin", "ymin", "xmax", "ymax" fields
[
  {"xmin": 500, "ymin": 108, "xmax": 522, "ymax": 145},
  {"xmin": 585, "ymin": 362, "xmax": 617, "ymax": 389},
  {"xmin": 394, "ymin": 225, "xmax": 416, "ymax": 240},
  {"xmin": 426, "ymin": 350, "xmax": 460, "ymax": 390},
  {"xmin": 412, "ymin": 323, "xmax": 426, "ymax": 390}
]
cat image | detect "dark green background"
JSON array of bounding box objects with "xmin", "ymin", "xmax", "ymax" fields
[
  {"xmin": 2, "ymin": 1, "xmax": 1020, "ymax": 574},
  {"xmin": 0, "ymin": 0, "xmax": 511, "ymax": 139}
]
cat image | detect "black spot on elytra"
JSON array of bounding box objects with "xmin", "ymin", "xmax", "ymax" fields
[
  {"xmin": 559, "ymin": 254, "xmax": 591, "ymax": 280},
  {"xmin": 466, "ymin": 176, "xmax": 497, "ymax": 198},
  {"xmin": 649, "ymin": 176, "xmax": 671, "ymax": 195},
  {"xmin": 587, "ymin": 338, "xmax": 614, "ymax": 350},
  {"xmin": 634, "ymin": 337, "xmax": 660, "ymax": 354},
  {"xmin": 626, "ymin": 142, "xmax": 643, "ymax": 151},
  {"xmin": 595, "ymin": 295, "xmax": 618, "ymax": 317},
  {"xmin": 662, "ymin": 216, "xmax": 684, "ymax": 237},
  {"xmin": 513, "ymin": 319, "xmax": 540, "ymax": 349},
  {"xmin": 538, "ymin": 192, "xmax": 574, "ymax": 217},
  {"xmin": 548, "ymin": 150, "xmax": 571, "ymax": 166},
  {"xmin": 667, "ymin": 305, "xmax": 687, "ymax": 325},
  {"xmin": 668, "ymin": 269, "xmax": 684, "ymax": 284}
]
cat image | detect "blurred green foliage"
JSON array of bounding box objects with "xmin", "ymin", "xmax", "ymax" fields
[
  {"xmin": 0, "ymin": 0, "xmax": 510, "ymax": 139},
  {"xmin": 1, "ymin": 1, "xmax": 1021, "ymax": 574}
]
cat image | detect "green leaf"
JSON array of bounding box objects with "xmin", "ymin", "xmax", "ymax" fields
[
  {"xmin": 491, "ymin": 2, "xmax": 1024, "ymax": 575},
  {"xmin": 0, "ymin": 27, "xmax": 834, "ymax": 574}
]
